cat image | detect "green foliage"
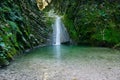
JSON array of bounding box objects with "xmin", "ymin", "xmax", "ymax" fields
[
  {"xmin": 58, "ymin": 0, "xmax": 120, "ymax": 46},
  {"xmin": 0, "ymin": 0, "xmax": 48, "ymax": 66},
  {"xmin": 45, "ymin": 17, "xmax": 55, "ymax": 27},
  {"xmin": 63, "ymin": 15, "xmax": 79, "ymax": 43}
]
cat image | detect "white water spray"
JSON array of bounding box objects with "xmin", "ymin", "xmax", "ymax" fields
[
  {"xmin": 55, "ymin": 16, "xmax": 61, "ymax": 45},
  {"xmin": 48, "ymin": 10, "xmax": 70, "ymax": 45},
  {"xmin": 52, "ymin": 15, "xmax": 70, "ymax": 45}
]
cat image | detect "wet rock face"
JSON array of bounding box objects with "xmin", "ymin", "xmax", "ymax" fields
[{"xmin": 0, "ymin": 0, "xmax": 50, "ymax": 66}]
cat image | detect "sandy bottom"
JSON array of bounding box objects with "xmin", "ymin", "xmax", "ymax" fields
[{"xmin": 0, "ymin": 46, "xmax": 120, "ymax": 80}]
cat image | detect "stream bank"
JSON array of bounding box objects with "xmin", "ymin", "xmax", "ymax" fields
[{"xmin": 0, "ymin": 45, "xmax": 120, "ymax": 80}]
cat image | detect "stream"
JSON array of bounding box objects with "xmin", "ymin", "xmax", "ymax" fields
[{"xmin": 0, "ymin": 45, "xmax": 120, "ymax": 80}]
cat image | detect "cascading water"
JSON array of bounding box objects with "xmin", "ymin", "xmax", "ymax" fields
[
  {"xmin": 52, "ymin": 16, "xmax": 70, "ymax": 45},
  {"xmin": 55, "ymin": 16, "xmax": 61, "ymax": 45}
]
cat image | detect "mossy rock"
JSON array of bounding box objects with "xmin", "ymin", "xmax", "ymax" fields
[{"xmin": 0, "ymin": 57, "xmax": 9, "ymax": 67}]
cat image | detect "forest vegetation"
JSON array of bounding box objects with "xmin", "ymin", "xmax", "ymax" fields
[{"xmin": 0, "ymin": 0, "xmax": 120, "ymax": 67}]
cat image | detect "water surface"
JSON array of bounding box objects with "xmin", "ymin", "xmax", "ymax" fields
[{"xmin": 0, "ymin": 45, "xmax": 120, "ymax": 80}]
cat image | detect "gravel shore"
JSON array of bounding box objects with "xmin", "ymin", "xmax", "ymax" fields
[{"xmin": 0, "ymin": 46, "xmax": 120, "ymax": 80}]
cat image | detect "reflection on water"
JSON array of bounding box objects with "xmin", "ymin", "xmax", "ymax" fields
[
  {"xmin": 23, "ymin": 45, "xmax": 120, "ymax": 62},
  {"xmin": 55, "ymin": 45, "xmax": 61, "ymax": 59},
  {"xmin": 0, "ymin": 45, "xmax": 120, "ymax": 80},
  {"xmin": 54, "ymin": 45, "xmax": 61, "ymax": 65}
]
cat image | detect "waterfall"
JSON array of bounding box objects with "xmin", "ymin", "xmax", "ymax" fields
[
  {"xmin": 55, "ymin": 16, "xmax": 61, "ymax": 45},
  {"xmin": 52, "ymin": 16, "xmax": 70, "ymax": 45}
]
